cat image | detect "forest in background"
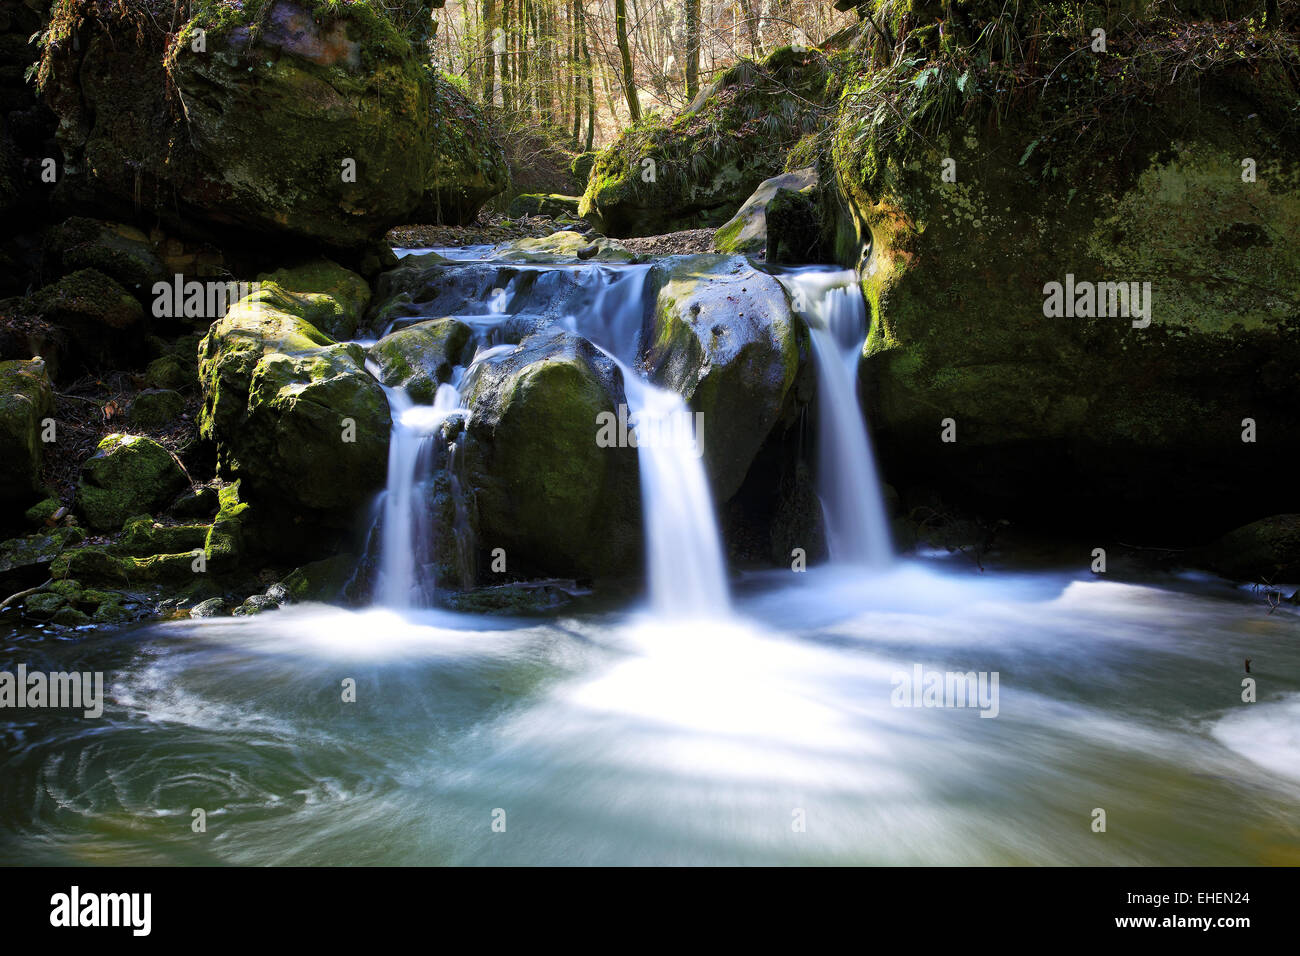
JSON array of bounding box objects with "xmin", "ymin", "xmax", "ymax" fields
[{"xmin": 429, "ymin": 0, "xmax": 855, "ymax": 158}]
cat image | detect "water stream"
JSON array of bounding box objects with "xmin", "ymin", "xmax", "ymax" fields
[{"xmin": 3, "ymin": 249, "xmax": 1296, "ymax": 865}]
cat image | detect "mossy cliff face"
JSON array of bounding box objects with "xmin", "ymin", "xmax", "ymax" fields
[
  {"xmin": 197, "ymin": 281, "xmax": 391, "ymax": 525},
  {"xmin": 832, "ymin": 36, "xmax": 1300, "ymax": 533},
  {"xmin": 580, "ymin": 47, "xmax": 833, "ymax": 237},
  {"xmin": 40, "ymin": 0, "xmax": 504, "ymax": 246}
]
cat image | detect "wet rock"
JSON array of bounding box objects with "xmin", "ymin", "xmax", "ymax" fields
[
  {"xmin": 369, "ymin": 318, "xmax": 472, "ymax": 403},
  {"xmin": 712, "ymin": 168, "xmax": 817, "ymax": 256}
]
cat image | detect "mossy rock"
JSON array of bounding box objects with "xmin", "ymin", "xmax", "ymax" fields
[
  {"xmin": 280, "ymin": 553, "xmax": 356, "ymax": 602},
  {"xmin": 0, "ymin": 525, "xmax": 85, "ymax": 574},
  {"xmin": 833, "ymin": 45, "xmax": 1300, "ymax": 533},
  {"xmin": 489, "ymin": 232, "xmax": 634, "ymax": 263},
  {"xmin": 144, "ymin": 354, "xmax": 191, "ymax": 391},
  {"xmin": 0, "ymin": 356, "xmax": 54, "ymax": 506},
  {"xmin": 113, "ymin": 514, "xmax": 209, "ymax": 557},
  {"xmin": 203, "ymin": 481, "xmax": 250, "ymax": 574},
  {"xmin": 44, "ymin": 217, "xmax": 165, "ymax": 294},
  {"xmin": 713, "ymin": 168, "xmax": 817, "ymax": 255},
  {"xmin": 507, "ymin": 193, "xmax": 582, "ymax": 219},
  {"xmin": 368, "ymin": 318, "xmax": 472, "ymax": 403},
  {"xmin": 644, "ymin": 255, "xmax": 802, "ymax": 501},
  {"xmin": 256, "ymin": 259, "xmax": 372, "ymax": 340},
  {"xmin": 463, "ymin": 330, "xmax": 641, "ymax": 580},
  {"xmin": 169, "ymin": 484, "xmax": 220, "ymax": 519},
  {"xmin": 27, "ymin": 268, "xmax": 145, "ymax": 371},
  {"xmin": 23, "ymin": 497, "xmax": 65, "ymax": 525},
  {"xmin": 413, "ymin": 70, "xmax": 510, "ymax": 225},
  {"xmin": 42, "ymin": 0, "xmax": 434, "ymax": 247},
  {"xmin": 570, "ymin": 151, "xmax": 599, "ymax": 189},
  {"xmin": 197, "ymin": 292, "xmax": 390, "ymax": 517},
  {"xmin": 75, "ymin": 433, "xmax": 189, "ymax": 531},
  {"xmin": 129, "ymin": 388, "xmax": 185, "ymax": 427},
  {"xmin": 580, "ymin": 46, "xmax": 832, "ymax": 236}
]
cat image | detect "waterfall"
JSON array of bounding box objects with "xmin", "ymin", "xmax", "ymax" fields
[
  {"xmin": 368, "ymin": 254, "xmax": 732, "ymax": 619},
  {"xmin": 374, "ymin": 381, "xmax": 464, "ymax": 608},
  {"xmin": 778, "ymin": 268, "xmax": 892, "ymax": 567},
  {"xmin": 563, "ymin": 266, "xmax": 732, "ymax": 618}
]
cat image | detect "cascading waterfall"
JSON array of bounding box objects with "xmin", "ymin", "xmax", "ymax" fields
[
  {"xmin": 369, "ymin": 255, "xmax": 731, "ymax": 618},
  {"xmin": 778, "ymin": 268, "xmax": 892, "ymax": 567},
  {"xmin": 373, "ymin": 379, "xmax": 464, "ymax": 608},
  {"xmin": 562, "ymin": 266, "xmax": 732, "ymax": 618}
]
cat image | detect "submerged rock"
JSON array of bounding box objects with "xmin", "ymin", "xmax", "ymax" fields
[{"xmin": 463, "ymin": 331, "xmax": 640, "ymax": 580}]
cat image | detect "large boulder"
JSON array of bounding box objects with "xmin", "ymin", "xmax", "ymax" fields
[
  {"xmin": 0, "ymin": 356, "xmax": 53, "ymax": 508},
  {"xmin": 38, "ymin": 0, "xmax": 500, "ymax": 247},
  {"xmin": 197, "ymin": 290, "xmax": 391, "ymax": 521},
  {"xmin": 256, "ymin": 259, "xmax": 372, "ymax": 341},
  {"xmin": 43, "ymin": 217, "xmax": 166, "ymax": 295},
  {"xmin": 507, "ymin": 193, "xmax": 582, "ymax": 219},
  {"xmin": 832, "ymin": 29, "xmax": 1300, "ymax": 536},
  {"xmin": 643, "ymin": 256, "xmax": 801, "ymax": 501},
  {"xmin": 75, "ymin": 433, "xmax": 188, "ymax": 531},
  {"xmin": 462, "ymin": 330, "xmax": 640, "ymax": 580},
  {"xmin": 27, "ymin": 268, "xmax": 145, "ymax": 371},
  {"xmin": 412, "ymin": 71, "xmax": 510, "ymax": 225},
  {"xmin": 1197, "ymin": 515, "xmax": 1300, "ymax": 584},
  {"xmin": 580, "ymin": 47, "xmax": 831, "ymax": 236}
]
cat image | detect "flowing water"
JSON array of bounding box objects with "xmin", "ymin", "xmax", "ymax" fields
[
  {"xmin": 3, "ymin": 251, "xmax": 1297, "ymax": 865},
  {"xmin": 2, "ymin": 565, "xmax": 1297, "ymax": 864},
  {"xmin": 778, "ymin": 268, "xmax": 892, "ymax": 566}
]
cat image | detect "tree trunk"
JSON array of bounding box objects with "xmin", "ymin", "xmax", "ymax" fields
[
  {"xmin": 483, "ymin": 0, "xmax": 498, "ymax": 105},
  {"xmin": 685, "ymin": 0, "xmax": 700, "ymax": 99},
  {"xmin": 614, "ymin": 0, "xmax": 641, "ymax": 122}
]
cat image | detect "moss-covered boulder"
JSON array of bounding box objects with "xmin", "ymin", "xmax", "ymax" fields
[
  {"xmin": 113, "ymin": 515, "xmax": 210, "ymax": 557},
  {"xmin": 0, "ymin": 356, "xmax": 53, "ymax": 507},
  {"xmin": 713, "ymin": 168, "xmax": 817, "ymax": 256},
  {"xmin": 507, "ymin": 193, "xmax": 582, "ymax": 219},
  {"xmin": 280, "ymin": 553, "xmax": 356, "ymax": 602},
  {"xmin": 463, "ymin": 331, "xmax": 640, "ymax": 579},
  {"xmin": 256, "ymin": 260, "xmax": 372, "ymax": 341},
  {"xmin": 40, "ymin": 0, "xmax": 431, "ymax": 247},
  {"xmin": 197, "ymin": 292, "xmax": 391, "ymax": 520},
  {"xmin": 1197, "ymin": 515, "xmax": 1300, "ymax": 584},
  {"xmin": 369, "ymin": 318, "xmax": 472, "ymax": 403},
  {"xmin": 28, "ymin": 268, "xmax": 145, "ymax": 371},
  {"xmin": 413, "ymin": 70, "xmax": 510, "ymax": 224},
  {"xmin": 0, "ymin": 525, "xmax": 85, "ymax": 575},
  {"xmin": 832, "ymin": 26, "xmax": 1300, "ymax": 534},
  {"xmin": 43, "ymin": 217, "xmax": 166, "ymax": 295},
  {"xmin": 644, "ymin": 255, "xmax": 801, "ymax": 501},
  {"xmin": 488, "ymin": 232, "xmax": 633, "ymax": 263},
  {"xmin": 580, "ymin": 47, "xmax": 832, "ymax": 236},
  {"xmin": 75, "ymin": 433, "xmax": 189, "ymax": 531},
  {"xmin": 570, "ymin": 151, "xmax": 598, "ymax": 190},
  {"xmin": 129, "ymin": 388, "xmax": 185, "ymax": 427}
]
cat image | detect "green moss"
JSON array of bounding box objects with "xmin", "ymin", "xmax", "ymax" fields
[{"xmin": 76, "ymin": 434, "xmax": 190, "ymax": 531}]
